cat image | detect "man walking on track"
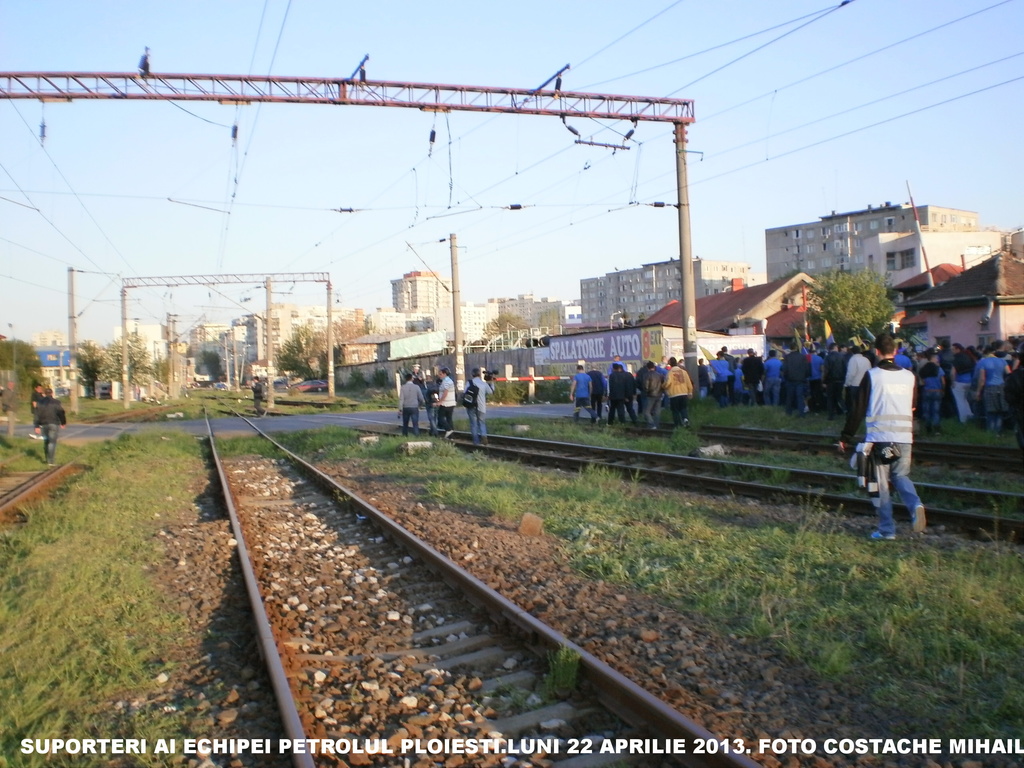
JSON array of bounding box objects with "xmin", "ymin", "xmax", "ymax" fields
[{"xmin": 839, "ymin": 334, "xmax": 925, "ymax": 540}]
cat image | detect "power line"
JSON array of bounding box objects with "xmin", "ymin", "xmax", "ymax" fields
[
  {"xmin": 578, "ymin": 4, "xmax": 836, "ymax": 90},
  {"xmin": 574, "ymin": 0, "xmax": 687, "ymax": 72},
  {"xmin": 701, "ymin": 0, "xmax": 1017, "ymax": 122},
  {"xmin": 665, "ymin": 1, "xmax": 855, "ymax": 97},
  {"xmin": 712, "ymin": 51, "xmax": 1024, "ymax": 160}
]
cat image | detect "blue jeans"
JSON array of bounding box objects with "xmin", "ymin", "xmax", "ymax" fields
[
  {"xmin": 40, "ymin": 423, "xmax": 60, "ymax": 464},
  {"xmin": 874, "ymin": 444, "xmax": 921, "ymax": 537},
  {"xmin": 786, "ymin": 381, "xmax": 807, "ymax": 416},
  {"xmin": 764, "ymin": 377, "xmax": 781, "ymax": 407},
  {"xmin": 466, "ymin": 407, "xmax": 487, "ymax": 445},
  {"xmin": 920, "ymin": 390, "xmax": 942, "ymax": 429},
  {"xmin": 401, "ymin": 407, "xmax": 420, "ymax": 436},
  {"xmin": 425, "ymin": 405, "xmax": 438, "ymax": 436}
]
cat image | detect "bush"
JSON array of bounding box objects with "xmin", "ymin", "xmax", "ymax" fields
[
  {"xmin": 492, "ymin": 381, "xmax": 529, "ymax": 404},
  {"xmin": 372, "ymin": 368, "xmax": 389, "ymax": 388},
  {"xmin": 346, "ymin": 369, "xmax": 367, "ymax": 390}
]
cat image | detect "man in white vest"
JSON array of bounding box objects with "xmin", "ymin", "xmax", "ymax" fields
[{"xmin": 839, "ymin": 333, "xmax": 925, "ymax": 540}]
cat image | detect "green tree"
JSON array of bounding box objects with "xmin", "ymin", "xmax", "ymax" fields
[
  {"xmin": 483, "ymin": 313, "xmax": 529, "ymax": 339},
  {"xmin": 198, "ymin": 350, "xmax": 223, "ymax": 381},
  {"xmin": 76, "ymin": 340, "xmax": 108, "ymax": 396},
  {"xmin": 0, "ymin": 338, "xmax": 44, "ymax": 395},
  {"xmin": 278, "ymin": 326, "xmax": 321, "ymax": 381},
  {"xmin": 103, "ymin": 333, "xmax": 154, "ymax": 386},
  {"xmin": 808, "ymin": 270, "xmax": 895, "ymax": 343}
]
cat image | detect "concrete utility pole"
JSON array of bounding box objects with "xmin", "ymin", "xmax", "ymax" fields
[
  {"xmin": 326, "ymin": 279, "xmax": 335, "ymax": 397},
  {"xmin": 450, "ymin": 234, "xmax": 465, "ymax": 390},
  {"xmin": 265, "ymin": 277, "xmax": 275, "ymax": 411},
  {"xmin": 121, "ymin": 286, "xmax": 130, "ymax": 409},
  {"xmin": 674, "ymin": 122, "xmax": 698, "ymax": 386},
  {"xmin": 67, "ymin": 267, "xmax": 78, "ymax": 414},
  {"xmin": 166, "ymin": 313, "xmax": 176, "ymax": 398}
]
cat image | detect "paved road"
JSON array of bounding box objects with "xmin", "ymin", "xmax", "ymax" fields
[{"xmin": 14, "ymin": 403, "xmax": 573, "ymax": 446}]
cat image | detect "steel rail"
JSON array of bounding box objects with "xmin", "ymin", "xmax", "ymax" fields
[
  {"xmin": 203, "ymin": 411, "xmax": 315, "ymax": 768},
  {"xmin": 442, "ymin": 432, "xmax": 1023, "ymax": 541},
  {"xmin": 237, "ymin": 415, "xmax": 762, "ymax": 768},
  {"xmin": 0, "ymin": 463, "xmax": 84, "ymax": 518},
  {"xmin": 696, "ymin": 425, "xmax": 1021, "ymax": 472}
]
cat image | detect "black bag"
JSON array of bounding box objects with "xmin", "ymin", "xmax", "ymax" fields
[
  {"xmin": 873, "ymin": 442, "xmax": 902, "ymax": 464},
  {"xmin": 462, "ymin": 382, "xmax": 479, "ymax": 408}
]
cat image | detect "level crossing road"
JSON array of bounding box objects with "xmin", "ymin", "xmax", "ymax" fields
[{"xmin": 27, "ymin": 403, "xmax": 571, "ymax": 446}]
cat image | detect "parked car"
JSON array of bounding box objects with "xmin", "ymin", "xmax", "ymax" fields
[
  {"xmin": 292, "ymin": 379, "xmax": 328, "ymax": 393},
  {"xmin": 214, "ymin": 382, "xmax": 228, "ymax": 390}
]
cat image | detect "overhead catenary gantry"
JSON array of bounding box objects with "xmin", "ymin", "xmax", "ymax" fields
[
  {"xmin": 1, "ymin": 70, "xmax": 700, "ymax": 385},
  {"xmin": 120, "ymin": 272, "xmax": 331, "ymax": 409}
]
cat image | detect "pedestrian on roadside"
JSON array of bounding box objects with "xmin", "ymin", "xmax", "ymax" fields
[
  {"xmin": 587, "ymin": 365, "xmax": 606, "ymax": 421},
  {"xmin": 844, "ymin": 345, "xmax": 872, "ymax": 416},
  {"xmin": 740, "ymin": 348, "xmax": 764, "ymax": 406},
  {"xmin": 436, "ymin": 367, "xmax": 457, "ymax": 438},
  {"xmin": 697, "ymin": 358, "xmax": 710, "ymax": 399},
  {"xmin": 251, "ymin": 376, "xmax": 265, "ymax": 416},
  {"xmin": 782, "ymin": 347, "xmax": 810, "ymax": 417},
  {"xmin": 33, "ymin": 387, "xmax": 66, "ymax": 466},
  {"xmin": 763, "ymin": 349, "xmax": 783, "ymax": 406},
  {"xmin": 642, "ymin": 361, "xmax": 665, "ymax": 428},
  {"xmin": 424, "ymin": 373, "xmax": 440, "ymax": 436},
  {"xmin": 2, "ymin": 381, "xmax": 16, "ymax": 439},
  {"xmin": 464, "ymin": 367, "xmax": 495, "ymax": 446},
  {"xmin": 607, "ymin": 363, "xmax": 638, "ymax": 425},
  {"xmin": 949, "ymin": 343, "xmax": 975, "ymax": 424},
  {"xmin": 917, "ymin": 349, "xmax": 945, "ymax": 435},
  {"xmin": 569, "ymin": 365, "xmax": 598, "ymax": 424},
  {"xmin": 824, "ymin": 342, "xmax": 848, "ymax": 420},
  {"xmin": 709, "ymin": 351, "xmax": 732, "ymax": 408},
  {"xmin": 840, "ymin": 334, "xmax": 925, "ymax": 540},
  {"xmin": 974, "ymin": 344, "xmax": 1011, "ymax": 434},
  {"xmin": 398, "ymin": 372, "xmax": 425, "ymax": 437},
  {"xmin": 664, "ymin": 357, "xmax": 693, "ymax": 428}
]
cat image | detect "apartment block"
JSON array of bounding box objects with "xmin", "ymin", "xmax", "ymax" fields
[
  {"xmin": 579, "ymin": 258, "xmax": 756, "ymax": 326},
  {"xmin": 765, "ymin": 202, "xmax": 1000, "ymax": 282},
  {"xmin": 391, "ymin": 271, "xmax": 453, "ymax": 314}
]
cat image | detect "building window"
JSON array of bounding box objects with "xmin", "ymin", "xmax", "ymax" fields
[
  {"xmin": 822, "ymin": 243, "xmax": 828, "ymax": 252},
  {"xmin": 886, "ymin": 252, "xmax": 897, "ymax": 270},
  {"xmin": 885, "ymin": 217, "xmax": 895, "ymax": 227},
  {"xmin": 900, "ymin": 248, "xmax": 916, "ymax": 269},
  {"xmin": 794, "ymin": 230, "xmax": 801, "ymax": 238},
  {"xmin": 870, "ymin": 220, "xmax": 879, "ymax": 230}
]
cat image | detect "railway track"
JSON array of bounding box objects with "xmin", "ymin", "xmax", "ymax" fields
[
  {"xmin": 363, "ymin": 427, "xmax": 1022, "ymax": 541},
  {"xmin": 692, "ymin": 425, "xmax": 1021, "ymax": 473},
  {"xmin": 206, "ymin": 413, "xmax": 762, "ymax": 768},
  {"xmin": 0, "ymin": 463, "xmax": 84, "ymax": 523}
]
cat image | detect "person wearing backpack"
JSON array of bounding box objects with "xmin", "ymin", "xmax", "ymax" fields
[
  {"xmin": 251, "ymin": 376, "xmax": 266, "ymax": 417},
  {"xmin": 463, "ymin": 367, "xmax": 495, "ymax": 446}
]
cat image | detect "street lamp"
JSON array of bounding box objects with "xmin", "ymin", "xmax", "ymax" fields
[{"xmin": 609, "ymin": 311, "xmax": 622, "ymax": 329}]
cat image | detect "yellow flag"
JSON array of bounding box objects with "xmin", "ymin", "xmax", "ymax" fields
[
  {"xmin": 823, "ymin": 319, "xmax": 833, "ymax": 342},
  {"xmin": 699, "ymin": 345, "xmax": 717, "ymax": 364}
]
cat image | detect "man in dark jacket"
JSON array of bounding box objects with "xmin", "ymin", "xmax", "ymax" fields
[
  {"xmin": 824, "ymin": 342, "xmax": 848, "ymax": 420},
  {"xmin": 740, "ymin": 349, "xmax": 764, "ymax": 406},
  {"xmin": 33, "ymin": 387, "xmax": 66, "ymax": 466},
  {"xmin": 782, "ymin": 348, "xmax": 811, "ymax": 417},
  {"xmin": 607, "ymin": 363, "xmax": 638, "ymax": 426}
]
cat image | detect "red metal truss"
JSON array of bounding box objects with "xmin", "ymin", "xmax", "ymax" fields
[{"xmin": 0, "ymin": 72, "xmax": 694, "ymax": 124}]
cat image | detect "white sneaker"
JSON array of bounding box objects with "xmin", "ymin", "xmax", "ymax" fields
[{"xmin": 912, "ymin": 505, "xmax": 927, "ymax": 533}]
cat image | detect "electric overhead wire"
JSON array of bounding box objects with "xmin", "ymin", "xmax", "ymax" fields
[
  {"xmin": 577, "ymin": 4, "xmax": 836, "ymax": 90},
  {"xmin": 665, "ymin": 1, "xmax": 854, "ymax": 97},
  {"xmin": 573, "ymin": 0, "xmax": 687, "ymax": 72},
  {"xmin": 701, "ymin": 0, "xmax": 1017, "ymax": 122},
  {"xmin": 712, "ymin": 51, "xmax": 1024, "ymax": 160},
  {"xmin": 216, "ymin": 0, "xmax": 293, "ymax": 271},
  {"xmin": 7, "ymin": 101, "xmax": 140, "ymax": 276}
]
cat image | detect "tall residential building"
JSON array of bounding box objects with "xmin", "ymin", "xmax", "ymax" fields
[
  {"xmin": 32, "ymin": 330, "xmax": 67, "ymax": 347},
  {"xmin": 493, "ymin": 294, "xmax": 579, "ymax": 328},
  {"xmin": 579, "ymin": 258, "xmax": 756, "ymax": 326},
  {"xmin": 391, "ymin": 271, "xmax": 453, "ymax": 314},
  {"xmin": 765, "ymin": 202, "xmax": 1001, "ymax": 282}
]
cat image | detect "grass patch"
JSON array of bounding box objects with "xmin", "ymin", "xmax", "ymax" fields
[
  {"xmin": 266, "ymin": 424, "xmax": 1024, "ymax": 737},
  {"xmin": 0, "ymin": 432, "xmax": 209, "ymax": 767}
]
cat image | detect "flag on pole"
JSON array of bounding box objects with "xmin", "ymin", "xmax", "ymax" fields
[{"xmin": 824, "ymin": 319, "xmax": 834, "ymax": 345}]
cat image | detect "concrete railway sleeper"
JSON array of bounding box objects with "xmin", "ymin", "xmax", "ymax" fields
[{"xmin": 205, "ymin": 412, "xmax": 761, "ymax": 768}]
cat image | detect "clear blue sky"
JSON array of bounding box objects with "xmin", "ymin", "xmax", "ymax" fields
[{"xmin": 2, "ymin": 0, "xmax": 1021, "ymax": 344}]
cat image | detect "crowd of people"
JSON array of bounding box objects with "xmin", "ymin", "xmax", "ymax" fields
[{"xmin": 688, "ymin": 338, "xmax": 1023, "ymax": 448}]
